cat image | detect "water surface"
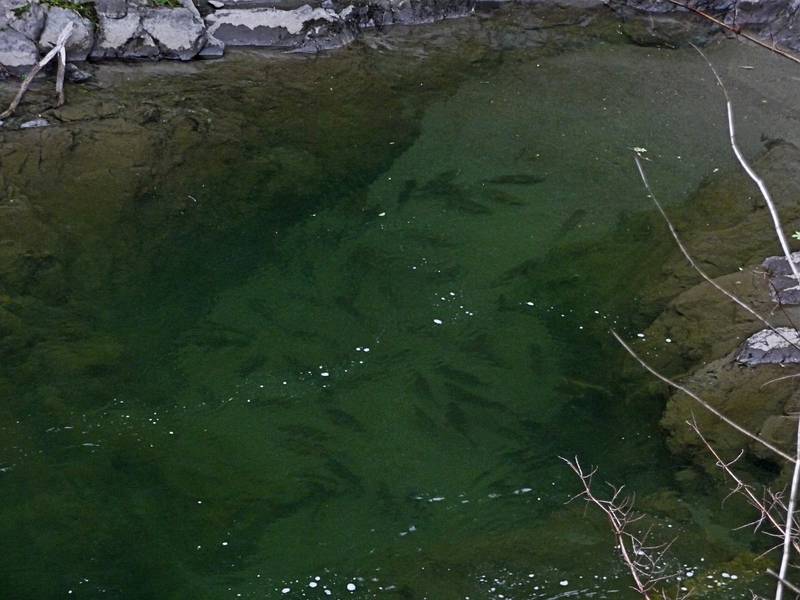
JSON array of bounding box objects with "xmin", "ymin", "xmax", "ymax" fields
[{"xmin": 2, "ymin": 11, "xmax": 799, "ymax": 599}]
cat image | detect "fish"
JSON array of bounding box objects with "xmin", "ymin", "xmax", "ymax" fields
[
  {"xmin": 485, "ymin": 189, "xmax": 526, "ymax": 206},
  {"xmin": 444, "ymin": 381, "xmax": 510, "ymax": 413},
  {"xmin": 555, "ymin": 208, "xmax": 587, "ymax": 239},
  {"xmin": 397, "ymin": 179, "xmax": 418, "ymax": 204},
  {"xmin": 483, "ymin": 174, "xmax": 545, "ymax": 186},
  {"xmin": 436, "ymin": 364, "xmax": 484, "ymax": 388},
  {"xmin": 325, "ymin": 407, "xmax": 366, "ymax": 432}
]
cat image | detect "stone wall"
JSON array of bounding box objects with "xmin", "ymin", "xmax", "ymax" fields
[
  {"xmin": 0, "ymin": 0, "xmax": 478, "ymax": 68},
  {"xmin": 0, "ymin": 0, "xmax": 798, "ymax": 77}
]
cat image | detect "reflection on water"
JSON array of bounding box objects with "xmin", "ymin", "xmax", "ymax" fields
[{"xmin": 0, "ymin": 12, "xmax": 794, "ymax": 599}]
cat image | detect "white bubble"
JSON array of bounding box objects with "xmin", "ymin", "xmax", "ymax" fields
[
  {"xmin": 281, "ymin": 588, "xmax": 291, "ymax": 594},
  {"xmin": 560, "ymin": 580, "xmax": 569, "ymax": 587},
  {"xmin": 347, "ymin": 583, "xmax": 357, "ymax": 592},
  {"xmin": 433, "ymin": 319, "xmax": 443, "ymax": 325}
]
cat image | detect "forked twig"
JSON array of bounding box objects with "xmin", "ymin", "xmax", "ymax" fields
[
  {"xmin": 687, "ymin": 418, "xmax": 800, "ymax": 555},
  {"xmin": 768, "ymin": 569, "xmax": 800, "ymax": 597},
  {"xmin": 562, "ymin": 456, "xmax": 665, "ymax": 600},
  {"xmin": 1, "ymin": 22, "xmax": 73, "ymax": 119}
]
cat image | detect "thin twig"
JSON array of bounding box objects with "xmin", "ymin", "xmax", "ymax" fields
[
  {"xmin": 611, "ymin": 329, "xmax": 796, "ymax": 464},
  {"xmin": 0, "ymin": 22, "xmax": 73, "ymax": 119},
  {"xmin": 761, "ymin": 373, "xmax": 800, "ymax": 390},
  {"xmin": 667, "ymin": 0, "xmax": 800, "ymax": 66},
  {"xmin": 691, "ymin": 44, "xmax": 800, "ymax": 291},
  {"xmin": 775, "ymin": 417, "xmax": 800, "ymax": 600},
  {"xmin": 768, "ymin": 569, "xmax": 800, "ymax": 597},
  {"xmin": 561, "ymin": 456, "xmax": 657, "ymax": 599},
  {"xmin": 687, "ymin": 417, "xmax": 800, "ymax": 555},
  {"xmin": 634, "ymin": 156, "xmax": 800, "ymax": 355}
]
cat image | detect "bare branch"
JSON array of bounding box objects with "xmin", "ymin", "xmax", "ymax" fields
[
  {"xmin": 761, "ymin": 373, "xmax": 800, "ymax": 389},
  {"xmin": 562, "ymin": 456, "xmax": 657, "ymax": 599},
  {"xmin": 1, "ymin": 22, "xmax": 74, "ymax": 119},
  {"xmin": 775, "ymin": 417, "xmax": 800, "ymax": 600},
  {"xmin": 691, "ymin": 44, "xmax": 800, "ymax": 292},
  {"xmin": 612, "ymin": 329, "xmax": 797, "ymax": 463},
  {"xmin": 687, "ymin": 417, "xmax": 800, "ymax": 555},
  {"xmin": 667, "ymin": 1, "xmax": 800, "ymax": 66},
  {"xmin": 634, "ymin": 156, "xmax": 800, "ymax": 355}
]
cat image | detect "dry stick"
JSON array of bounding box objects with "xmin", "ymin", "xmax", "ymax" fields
[
  {"xmin": 692, "ymin": 44, "xmax": 800, "ymax": 290},
  {"xmin": 666, "ymin": 0, "xmax": 800, "ymax": 66},
  {"xmin": 768, "ymin": 569, "xmax": 800, "ymax": 597},
  {"xmin": 55, "ymin": 45, "xmax": 66, "ymax": 108},
  {"xmin": 0, "ymin": 21, "xmax": 73, "ymax": 119},
  {"xmin": 611, "ymin": 329, "xmax": 796, "ymax": 464},
  {"xmin": 762, "ymin": 373, "xmax": 800, "ymax": 389},
  {"xmin": 634, "ymin": 156, "xmax": 800, "ymax": 355},
  {"xmin": 561, "ymin": 457, "xmax": 655, "ymax": 600},
  {"xmin": 687, "ymin": 418, "xmax": 800, "ymax": 555},
  {"xmin": 692, "ymin": 50, "xmax": 800, "ymax": 597},
  {"xmin": 775, "ymin": 418, "xmax": 800, "ymax": 600}
]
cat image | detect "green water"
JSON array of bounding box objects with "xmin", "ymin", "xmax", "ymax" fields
[{"xmin": 3, "ymin": 11, "xmax": 800, "ymax": 599}]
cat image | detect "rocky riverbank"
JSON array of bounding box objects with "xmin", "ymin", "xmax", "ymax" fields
[
  {"xmin": 553, "ymin": 138, "xmax": 800, "ymax": 486},
  {"xmin": 642, "ymin": 142, "xmax": 800, "ymax": 481},
  {"xmin": 2, "ymin": 0, "xmax": 800, "ymax": 72}
]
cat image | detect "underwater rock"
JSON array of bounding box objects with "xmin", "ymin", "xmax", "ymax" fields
[
  {"xmin": 65, "ymin": 62, "xmax": 92, "ymax": 82},
  {"xmin": 736, "ymin": 328, "xmax": 800, "ymax": 366},
  {"xmin": 661, "ymin": 353, "xmax": 798, "ymax": 472},
  {"xmin": 1, "ymin": 0, "xmax": 46, "ymax": 42},
  {"xmin": 762, "ymin": 252, "xmax": 800, "ymax": 305}
]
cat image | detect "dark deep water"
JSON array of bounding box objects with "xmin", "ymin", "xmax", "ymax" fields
[{"xmin": 2, "ymin": 11, "xmax": 799, "ymax": 599}]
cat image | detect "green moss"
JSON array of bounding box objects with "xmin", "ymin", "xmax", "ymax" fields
[
  {"xmin": 11, "ymin": 3, "xmax": 31, "ymax": 17},
  {"xmin": 150, "ymin": 0, "xmax": 182, "ymax": 7},
  {"xmin": 41, "ymin": 0, "xmax": 97, "ymax": 22}
]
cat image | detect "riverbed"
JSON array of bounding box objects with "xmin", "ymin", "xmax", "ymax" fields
[{"xmin": 2, "ymin": 8, "xmax": 800, "ymax": 598}]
